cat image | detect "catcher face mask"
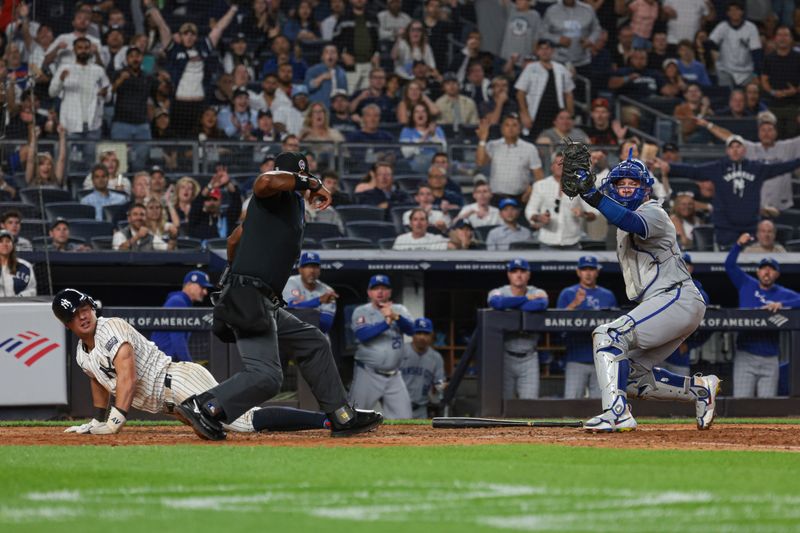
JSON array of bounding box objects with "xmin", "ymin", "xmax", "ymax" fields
[{"xmin": 601, "ymin": 158, "xmax": 654, "ymax": 211}]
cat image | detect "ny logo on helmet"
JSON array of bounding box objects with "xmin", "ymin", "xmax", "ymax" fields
[{"xmin": 60, "ymin": 299, "xmax": 72, "ymax": 310}]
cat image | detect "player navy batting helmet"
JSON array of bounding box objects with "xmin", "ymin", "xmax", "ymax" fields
[
  {"xmin": 52, "ymin": 288, "xmax": 97, "ymax": 324},
  {"xmin": 600, "ymin": 151, "xmax": 654, "ymax": 211},
  {"xmin": 274, "ymin": 151, "xmax": 309, "ymax": 174}
]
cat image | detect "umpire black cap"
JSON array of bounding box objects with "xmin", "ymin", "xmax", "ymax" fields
[
  {"xmin": 274, "ymin": 151, "xmax": 308, "ymax": 174},
  {"xmin": 52, "ymin": 288, "xmax": 97, "ymax": 324}
]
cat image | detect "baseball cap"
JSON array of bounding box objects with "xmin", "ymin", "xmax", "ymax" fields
[
  {"xmin": 662, "ymin": 142, "xmax": 679, "ymax": 153},
  {"xmin": 233, "ymin": 32, "xmax": 247, "ymax": 42},
  {"xmin": 150, "ymin": 165, "xmax": 165, "ymax": 175},
  {"xmin": 507, "ymin": 258, "xmax": 530, "ymax": 271},
  {"xmin": 442, "ymin": 72, "xmax": 459, "ymax": 83},
  {"xmin": 725, "ymin": 135, "xmax": 746, "ymax": 147},
  {"xmin": 50, "ymin": 217, "xmax": 69, "ymax": 230},
  {"xmin": 498, "ymin": 198, "xmax": 520, "ymax": 210},
  {"xmin": 0, "ymin": 229, "xmax": 12, "ymax": 240},
  {"xmin": 331, "ymin": 89, "xmax": 349, "ymax": 100},
  {"xmin": 368, "ymin": 274, "xmax": 391, "ymax": 289},
  {"xmin": 183, "ymin": 270, "xmax": 214, "ymax": 288},
  {"xmin": 758, "ymin": 258, "xmax": 780, "ymax": 271},
  {"xmin": 299, "ymin": 251, "xmax": 321, "ymax": 266},
  {"xmin": 757, "ymin": 111, "xmax": 778, "ymax": 126},
  {"xmin": 232, "ymin": 86, "xmax": 249, "ymax": 98},
  {"xmin": 682, "ymin": 252, "xmax": 693, "ymax": 264},
  {"xmin": 413, "ymin": 317, "xmax": 433, "ymax": 334},
  {"xmin": 662, "ymin": 58, "xmax": 679, "ymax": 70},
  {"xmin": 207, "ymin": 188, "xmax": 222, "ymax": 200},
  {"xmin": 125, "ymin": 46, "xmax": 142, "ymax": 57},
  {"xmin": 577, "ymin": 255, "xmax": 600, "ymax": 269},
  {"xmin": 536, "ymin": 38, "xmax": 556, "ymax": 47},
  {"xmin": 292, "ymin": 85, "xmax": 310, "ymax": 97},
  {"xmin": 257, "ymin": 109, "xmax": 273, "ymax": 119},
  {"xmin": 451, "ymin": 219, "xmax": 473, "ymax": 230},
  {"xmin": 275, "ymin": 151, "xmax": 309, "ymax": 173},
  {"xmin": 591, "ymin": 97, "xmax": 610, "ymax": 110}
]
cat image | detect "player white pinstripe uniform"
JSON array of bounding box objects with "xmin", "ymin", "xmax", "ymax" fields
[{"xmin": 76, "ymin": 317, "xmax": 255, "ymax": 432}]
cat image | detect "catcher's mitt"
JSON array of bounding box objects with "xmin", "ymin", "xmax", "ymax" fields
[{"xmin": 560, "ymin": 140, "xmax": 596, "ymax": 198}]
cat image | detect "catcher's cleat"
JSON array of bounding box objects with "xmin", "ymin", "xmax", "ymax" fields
[
  {"xmin": 585, "ymin": 396, "xmax": 637, "ymax": 433},
  {"xmin": 693, "ymin": 374, "xmax": 721, "ymax": 430},
  {"xmin": 330, "ymin": 409, "xmax": 384, "ymax": 438},
  {"xmin": 176, "ymin": 396, "xmax": 227, "ymax": 441}
]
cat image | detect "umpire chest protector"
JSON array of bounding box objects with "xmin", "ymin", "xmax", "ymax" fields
[{"xmin": 232, "ymin": 191, "xmax": 305, "ymax": 294}]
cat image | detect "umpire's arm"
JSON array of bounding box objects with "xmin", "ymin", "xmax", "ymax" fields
[{"xmin": 253, "ymin": 170, "xmax": 303, "ymax": 198}]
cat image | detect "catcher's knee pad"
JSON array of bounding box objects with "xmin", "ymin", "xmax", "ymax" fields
[{"xmin": 592, "ymin": 315, "xmax": 635, "ymax": 359}]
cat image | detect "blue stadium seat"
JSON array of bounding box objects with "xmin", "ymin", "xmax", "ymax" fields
[
  {"xmin": 18, "ymin": 219, "xmax": 49, "ymax": 241},
  {"xmin": 302, "ymin": 237, "xmax": 319, "ymax": 249},
  {"xmin": 90, "ymin": 236, "xmax": 114, "ymax": 250},
  {"xmin": 103, "ymin": 204, "xmax": 130, "ymax": 225},
  {"xmin": 0, "ymin": 201, "xmax": 41, "ymax": 219},
  {"xmin": 45, "ymin": 202, "xmax": 96, "ymax": 221},
  {"xmin": 776, "ymin": 209, "xmax": 800, "ymax": 229},
  {"xmin": 304, "ymin": 222, "xmax": 343, "ymax": 241},
  {"xmin": 785, "ymin": 239, "xmax": 800, "ymax": 252},
  {"xmin": 176, "ymin": 238, "xmax": 203, "ymax": 250},
  {"xmin": 579, "ymin": 239, "xmax": 606, "ymax": 251},
  {"xmin": 473, "ymin": 225, "xmax": 498, "ymax": 243},
  {"xmin": 378, "ymin": 237, "xmax": 396, "ymax": 250},
  {"xmin": 509, "ymin": 241, "xmax": 539, "ymax": 250},
  {"xmin": 774, "ymin": 224, "xmax": 794, "ymax": 245},
  {"xmin": 31, "ymin": 236, "xmax": 87, "ymax": 250},
  {"xmin": 19, "ymin": 188, "xmax": 73, "ymax": 206},
  {"xmin": 335, "ymin": 205, "xmax": 386, "ymax": 223},
  {"xmin": 205, "ymin": 238, "xmax": 229, "ymax": 250},
  {"xmin": 66, "ymin": 219, "xmax": 114, "ymax": 241},
  {"xmin": 395, "ymin": 175, "xmax": 424, "ymax": 192},
  {"xmin": 346, "ymin": 221, "xmax": 397, "ymax": 243},
  {"xmin": 692, "ymin": 225, "xmax": 715, "ymax": 251},
  {"xmin": 320, "ymin": 237, "xmax": 375, "ymax": 249}
]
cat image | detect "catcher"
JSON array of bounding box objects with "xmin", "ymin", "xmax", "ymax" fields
[
  {"xmin": 560, "ymin": 142, "xmax": 720, "ymax": 432},
  {"xmin": 53, "ymin": 288, "xmax": 332, "ymax": 436}
]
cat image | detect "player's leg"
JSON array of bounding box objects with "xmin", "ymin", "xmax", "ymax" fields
[
  {"xmin": 516, "ymin": 354, "xmax": 539, "ymax": 399},
  {"xmin": 380, "ymin": 374, "xmax": 413, "ymax": 419},
  {"xmin": 563, "ymin": 362, "xmax": 583, "ymax": 399},
  {"xmin": 756, "ymin": 357, "xmax": 780, "ymax": 398},
  {"xmin": 502, "ymin": 353, "xmax": 517, "ymax": 399},
  {"xmin": 733, "ymin": 351, "xmax": 758, "ymax": 397}
]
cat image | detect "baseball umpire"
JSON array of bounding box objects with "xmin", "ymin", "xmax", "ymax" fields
[
  {"xmin": 560, "ymin": 143, "xmax": 720, "ymax": 431},
  {"xmin": 282, "ymin": 251, "xmax": 338, "ymax": 334},
  {"xmin": 350, "ymin": 274, "xmax": 415, "ymax": 419},
  {"xmin": 53, "ymin": 288, "xmax": 333, "ymax": 436},
  {"xmin": 487, "ymin": 258, "xmax": 548, "ymax": 399},
  {"xmin": 177, "ymin": 151, "xmax": 382, "ymax": 440}
]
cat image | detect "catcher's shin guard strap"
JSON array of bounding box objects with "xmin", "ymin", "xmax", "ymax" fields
[{"xmin": 627, "ymin": 364, "xmax": 693, "ymax": 402}]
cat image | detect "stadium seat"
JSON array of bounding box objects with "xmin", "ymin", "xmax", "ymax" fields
[
  {"xmin": 378, "ymin": 237, "xmax": 396, "ymax": 250},
  {"xmin": 509, "ymin": 241, "xmax": 540, "ymax": 250},
  {"xmin": 579, "ymin": 239, "xmax": 606, "ymax": 251},
  {"xmin": 389, "ymin": 206, "xmax": 411, "ymax": 233},
  {"xmin": 335, "ymin": 205, "xmax": 386, "ymax": 224},
  {"xmin": 90, "ymin": 236, "xmax": 114, "ymax": 250},
  {"xmin": 205, "ymin": 238, "xmax": 229, "ymax": 250},
  {"xmin": 320, "ymin": 237, "xmax": 375, "ymax": 249},
  {"xmin": 31, "ymin": 236, "xmax": 87, "ymax": 250},
  {"xmin": 785, "ymin": 239, "xmax": 800, "ymax": 252},
  {"xmin": 302, "ymin": 237, "xmax": 319, "ymax": 249},
  {"xmin": 473, "ymin": 225, "xmax": 498, "ymax": 243},
  {"xmin": 18, "ymin": 219, "xmax": 50, "ymax": 241},
  {"xmin": 66, "ymin": 219, "xmax": 114, "ymax": 241},
  {"xmin": 45, "ymin": 202, "xmax": 97, "ymax": 221},
  {"xmin": 692, "ymin": 225, "xmax": 715, "ymax": 252},
  {"xmin": 103, "ymin": 203, "xmax": 130, "ymax": 225},
  {"xmin": 774, "ymin": 224, "xmax": 794, "ymax": 245},
  {"xmin": 395, "ymin": 175, "xmax": 424, "ymax": 192},
  {"xmin": 346, "ymin": 221, "xmax": 397, "ymax": 243},
  {"xmin": 776, "ymin": 208, "xmax": 800, "ymax": 229},
  {"xmin": 19, "ymin": 188, "xmax": 73, "ymax": 206},
  {"xmin": 0, "ymin": 201, "xmax": 41, "ymax": 219},
  {"xmin": 304, "ymin": 222, "xmax": 343, "ymax": 241},
  {"xmin": 176, "ymin": 238, "xmax": 203, "ymax": 250}
]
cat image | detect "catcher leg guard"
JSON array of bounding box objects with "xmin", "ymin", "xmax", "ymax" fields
[{"xmin": 585, "ymin": 317, "xmax": 637, "ymax": 432}]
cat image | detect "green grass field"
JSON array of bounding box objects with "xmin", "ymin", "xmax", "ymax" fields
[{"xmin": 2, "ymin": 437, "xmax": 800, "ymax": 533}]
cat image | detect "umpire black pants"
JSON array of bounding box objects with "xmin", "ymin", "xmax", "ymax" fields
[{"xmin": 208, "ymin": 289, "xmax": 349, "ymax": 424}]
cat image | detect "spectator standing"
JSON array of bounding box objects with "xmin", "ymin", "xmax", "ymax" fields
[
  {"xmin": 187, "ymin": 170, "xmax": 242, "ymax": 240},
  {"xmin": 350, "ymin": 274, "xmax": 414, "ymax": 419},
  {"xmin": 283, "ymin": 0, "xmax": 320, "ymax": 44},
  {"xmin": 486, "ymin": 198, "xmax": 532, "ymax": 250},
  {"xmin": 150, "ymin": 270, "xmax": 214, "ymax": 362},
  {"xmin": 499, "ymin": 0, "xmax": 541, "ymax": 63},
  {"xmin": 699, "ymin": 112, "xmax": 800, "ymax": 212},
  {"xmin": 515, "ymin": 39, "xmax": 575, "ymax": 139},
  {"xmin": 708, "ymin": 0, "xmax": 762, "ymax": 87},
  {"xmin": 80, "ymin": 164, "xmax": 127, "ymax": 221},
  {"xmin": 655, "ymin": 138, "xmax": 800, "ymax": 247},
  {"xmin": 0, "ymin": 229, "xmax": 36, "ymax": 297},
  {"xmin": 42, "ymin": 9, "xmax": 101, "ymax": 71},
  {"xmin": 25, "ymin": 122, "xmax": 66, "ymax": 188},
  {"xmin": 393, "ymin": 209, "xmax": 450, "ymax": 251},
  {"xmin": 662, "ymin": 0, "xmax": 715, "ymax": 47},
  {"xmin": 456, "ymin": 181, "xmax": 501, "ymax": 228},
  {"xmin": 725, "ymin": 235, "xmax": 797, "ymax": 397},
  {"xmin": 273, "ymin": 85, "xmax": 311, "ymax": 136},
  {"xmin": 378, "ymin": 0, "xmax": 411, "ymax": 43},
  {"xmin": 110, "ymin": 46, "xmax": 156, "ymax": 170},
  {"xmin": 421, "ymin": 0, "xmax": 454, "ymax": 75},
  {"xmin": 330, "ymin": 90, "xmax": 360, "ymax": 133},
  {"xmin": 349, "ymin": 68, "xmax": 394, "ymax": 122},
  {"xmin": 741, "ymin": 220, "xmax": 787, "ymax": 254},
  {"xmin": 282, "ymin": 252, "xmax": 338, "ymax": 335},
  {"xmin": 399, "ymin": 103, "xmax": 447, "ymax": 173},
  {"xmin": 760, "ymin": 26, "xmax": 800, "ymax": 139},
  {"xmin": 525, "ymin": 151, "xmax": 595, "ymax": 250},
  {"xmin": 345, "ymin": 102, "xmax": 396, "ymax": 167},
  {"xmin": 321, "ymin": 0, "xmax": 347, "ymax": 41},
  {"xmin": 449, "ymin": 31, "xmax": 496, "ymax": 86},
  {"xmin": 434, "ymin": 72, "xmax": 479, "ymax": 128},
  {"xmin": 487, "ymin": 258, "xmax": 548, "ymax": 399},
  {"xmin": 305, "ymin": 44, "xmax": 348, "ymax": 109},
  {"xmin": 333, "ymin": 0, "xmax": 380, "ymax": 92},
  {"xmin": 158, "ymin": 5, "xmax": 239, "ymax": 138},
  {"xmin": 557, "ymin": 256, "xmax": 617, "ymax": 399},
  {"xmin": 618, "ymin": 0, "xmax": 659, "ymax": 48},
  {"xmin": 354, "ymin": 162, "xmax": 410, "ymax": 209},
  {"xmin": 399, "ymin": 317, "xmax": 445, "ymax": 419},
  {"xmin": 536, "ymin": 109, "xmax": 590, "ymax": 146},
  {"xmin": 540, "ymin": 0, "xmax": 601, "ymax": 77},
  {"xmin": 392, "ymin": 19, "xmax": 437, "ymax": 80},
  {"xmin": 476, "ymin": 115, "xmax": 543, "ymax": 203},
  {"xmin": 49, "ymin": 37, "xmax": 110, "ymax": 166},
  {"xmin": 222, "ymin": 33, "xmax": 256, "ymax": 80},
  {"xmin": 1, "ymin": 210, "xmax": 32, "ymax": 251},
  {"xmin": 608, "ymin": 48, "xmax": 667, "ymax": 127},
  {"xmin": 480, "ymin": 76, "xmax": 519, "ymax": 126},
  {"xmin": 676, "ymin": 40, "xmax": 712, "ymax": 87},
  {"xmin": 217, "ymin": 87, "xmax": 258, "ymax": 139},
  {"xmin": 461, "ymin": 60, "xmax": 491, "ymax": 109},
  {"xmin": 584, "ymin": 98, "xmax": 627, "ymax": 146},
  {"xmin": 249, "ymin": 73, "xmax": 292, "ymax": 114}
]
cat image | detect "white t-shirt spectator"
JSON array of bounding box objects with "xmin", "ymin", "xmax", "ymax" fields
[
  {"xmin": 485, "ymin": 138, "xmax": 542, "ymax": 196},
  {"xmin": 664, "ymin": 0, "xmax": 710, "ymax": 44},
  {"xmin": 709, "ymin": 19, "xmax": 761, "ymax": 86},
  {"xmin": 392, "ymin": 232, "xmax": 449, "ymax": 250},
  {"xmin": 456, "ymin": 202, "xmax": 501, "ymax": 227},
  {"xmin": 524, "ymin": 176, "xmax": 590, "ymax": 247},
  {"xmin": 378, "ymin": 10, "xmax": 411, "ymax": 42},
  {"xmin": 401, "ymin": 208, "xmax": 450, "ymax": 227}
]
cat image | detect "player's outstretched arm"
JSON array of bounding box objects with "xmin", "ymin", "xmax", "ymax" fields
[{"xmin": 84, "ymin": 344, "xmax": 137, "ymax": 435}]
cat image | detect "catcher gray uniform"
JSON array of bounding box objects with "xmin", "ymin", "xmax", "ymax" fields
[
  {"xmin": 487, "ymin": 282, "xmax": 548, "ymax": 399},
  {"xmin": 400, "ymin": 344, "xmax": 445, "ymax": 419},
  {"xmin": 350, "ymin": 296, "xmax": 414, "ymax": 419}
]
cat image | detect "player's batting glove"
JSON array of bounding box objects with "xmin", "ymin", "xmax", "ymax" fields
[
  {"xmin": 64, "ymin": 418, "xmax": 104, "ymax": 434},
  {"xmin": 89, "ymin": 406, "xmax": 127, "ymax": 435}
]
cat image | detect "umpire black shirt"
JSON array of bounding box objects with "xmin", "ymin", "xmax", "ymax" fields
[
  {"xmin": 112, "ymin": 68, "xmax": 157, "ymax": 125},
  {"xmin": 232, "ymin": 191, "xmax": 304, "ymax": 294}
]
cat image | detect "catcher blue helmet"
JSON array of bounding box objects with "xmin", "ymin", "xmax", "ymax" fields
[
  {"xmin": 600, "ymin": 151, "xmax": 654, "ymax": 210},
  {"xmin": 52, "ymin": 288, "xmax": 97, "ymax": 324}
]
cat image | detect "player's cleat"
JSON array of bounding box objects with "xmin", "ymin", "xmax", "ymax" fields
[
  {"xmin": 584, "ymin": 396, "xmax": 637, "ymax": 432},
  {"xmin": 329, "ymin": 409, "xmax": 384, "ymax": 438},
  {"xmin": 176, "ymin": 396, "xmax": 227, "ymax": 441},
  {"xmin": 692, "ymin": 374, "xmax": 721, "ymax": 430}
]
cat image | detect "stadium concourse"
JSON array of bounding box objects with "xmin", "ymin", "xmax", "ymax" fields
[{"xmin": 1, "ymin": 0, "xmax": 800, "ymax": 417}]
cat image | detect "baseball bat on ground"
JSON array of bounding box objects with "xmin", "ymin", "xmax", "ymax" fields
[{"xmin": 432, "ymin": 417, "xmax": 583, "ymax": 429}]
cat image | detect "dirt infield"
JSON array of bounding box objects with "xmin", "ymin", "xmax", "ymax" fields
[{"xmin": 2, "ymin": 423, "xmax": 800, "ymax": 451}]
